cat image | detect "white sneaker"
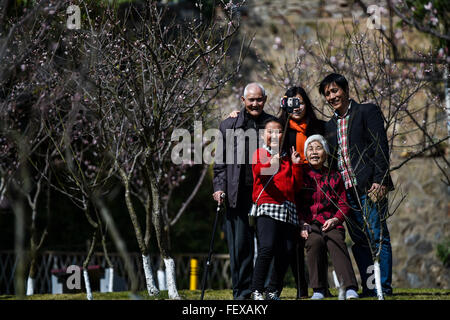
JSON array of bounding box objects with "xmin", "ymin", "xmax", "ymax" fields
[
  {"xmin": 345, "ymin": 289, "xmax": 359, "ymax": 299},
  {"xmin": 251, "ymin": 290, "xmax": 264, "ymax": 300},
  {"xmin": 265, "ymin": 291, "xmax": 281, "ymax": 300},
  {"xmin": 310, "ymin": 292, "xmax": 324, "ymax": 300}
]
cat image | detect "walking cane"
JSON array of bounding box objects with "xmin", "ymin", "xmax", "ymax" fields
[
  {"xmin": 200, "ymin": 193, "xmax": 225, "ymax": 300},
  {"xmin": 296, "ymin": 240, "xmax": 301, "ymax": 299}
]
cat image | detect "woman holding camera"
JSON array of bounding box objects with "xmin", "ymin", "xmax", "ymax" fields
[{"xmin": 279, "ymin": 86, "xmax": 327, "ymax": 298}]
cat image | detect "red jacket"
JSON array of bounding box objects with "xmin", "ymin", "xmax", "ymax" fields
[
  {"xmin": 252, "ymin": 148, "xmax": 303, "ymax": 206},
  {"xmin": 297, "ymin": 165, "xmax": 350, "ymax": 229}
]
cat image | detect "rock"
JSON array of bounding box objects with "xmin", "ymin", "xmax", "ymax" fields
[
  {"xmin": 415, "ymin": 241, "xmax": 433, "ymax": 255},
  {"xmin": 404, "ymin": 234, "xmax": 420, "ymax": 246},
  {"xmin": 406, "ymin": 273, "xmax": 422, "ymax": 288}
]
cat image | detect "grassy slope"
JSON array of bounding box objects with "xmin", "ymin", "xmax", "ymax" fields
[{"xmin": 1, "ymin": 288, "xmax": 449, "ymax": 300}]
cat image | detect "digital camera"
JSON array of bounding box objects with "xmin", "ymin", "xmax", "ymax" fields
[{"xmin": 280, "ymin": 96, "xmax": 302, "ymax": 114}]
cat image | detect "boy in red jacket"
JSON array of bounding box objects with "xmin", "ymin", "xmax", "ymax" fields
[
  {"xmin": 299, "ymin": 134, "xmax": 359, "ymax": 300},
  {"xmin": 250, "ymin": 118, "xmax": 303, "ymax": 300}
]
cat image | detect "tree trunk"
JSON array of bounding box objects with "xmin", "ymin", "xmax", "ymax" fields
[
  {"xmin": 119, "ymin": 168, "xmax": 159, "ymax": 296},
  {"xmin": 26, "ymin": 276, "xmax": 35, "ymax": 296},
  {"xmin": 374, "ymin": 258, "xmax": 384, "ymax": 300},
  {"xmin": 26, "ymin": 244, "xmax": 37, "ymax": 296},
  {"xmin": 142, "ymin": 254, "xmax": 159, "ymax": 295},
  {"xmin": 149, "ymin": 170, "xmax": 180, "ymax": 299},
  {"xmin": 82, "ymin": 230, "xmax": 97, "ymax": 300},
  {"xmin": 445, "ymin": 67, "xmax": 450, "ymax": 138},
  {"xmin": 332, "ymin": 270, "xmax": 345, "ymax": 300},
  {"xmin": 101, "ymin": 236, "xmax": 114, "ymax": 293},
  {"xmin": 95, "ymin": 197, "xmax": 139, "ymax": 296},
  {"xmin": 26, "ymin": 212, "xmax": 48, "ymax": 296},
  {"xmin": 13, "ymin": 198, "xmax": 26, "ymax": 298},
  {"xmin": 163, "ymin": 258, "xmax": 179, "ymax": 299},
  {"xmin": 83, "ymin": 269, "xmax": 93, "ymax": 300}
]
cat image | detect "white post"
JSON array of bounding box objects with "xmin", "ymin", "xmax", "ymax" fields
[
  {"xmin": 164, "ymin": 258, "xmax": 180, "ymax": 299},
  {"xmin": 107, "ymin": 267, "xmax": 114, "ymax": 292},
  {"xmin": 374, "ymin": 259, "xmax": 384, "ymax": 300},
  {"xmin": 83, "ymin": 269, "xmax": 93, "ymax": 300},
  {"xmin": 26, "ymin": 277, "xmax": 35, "ymax": 296},
  {"xmin": 142, "ymin": 254, "xmax": 159, "ymax": 296},
  {"xmin": 157, "ymin": 269, "xmax": 167, "ymax": 291}
]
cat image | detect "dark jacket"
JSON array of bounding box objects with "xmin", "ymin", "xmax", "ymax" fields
[
  {"xmin": 324, "ymin": 99, "xmax": 393, "ymax": 194},
  {"xmin": 213, "ymin": 108, "xmax": 275, "ymax": 208}
]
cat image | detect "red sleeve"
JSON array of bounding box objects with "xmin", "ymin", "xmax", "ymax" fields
[
  {"xmin": 334, "ymin": 173, "xmax": 350, "ymax": 222},
  {"xmin": 252, "ymin": 149, "xmax": 272, "ymax": 177}
]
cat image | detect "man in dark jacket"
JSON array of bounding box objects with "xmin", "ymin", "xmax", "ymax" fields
[
  {"xmin": 320, "ymin": 73, "xmax": 393, "ymax": 297},
  {"xmin": 213, "ymin": 82, "xmax": 275, "ymax": 300}
]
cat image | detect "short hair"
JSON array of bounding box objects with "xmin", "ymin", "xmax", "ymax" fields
[
  {"xmin": 263, "ymin": 117, "xmax": 283, "ymax": 129},
  {"xmin": 318, "ymin": 73, "xmax": 349, "ymax": 96},
  {"xmin": 304, "ymin": 134, "xmax": 330, "ymax": 157},
  {"xmin": 243, "ymin": 83, "xmax": 266, "ymax": 98}
]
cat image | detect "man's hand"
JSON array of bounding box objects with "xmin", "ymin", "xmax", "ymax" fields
[
  {"xmin": 229, "ymin": 110, "xmax": 240, "ymax": 118},
  {"xmin": 322, "ymin": 217, "xmax": 340, "ymax": 232},
  {"xmin": 368, "ymin": 183, "xmax": 387, "ymax": 203},
  {"xmin": 291, "ymin": 146, "xmax": 301, "ymax": 164},
  {"xmin": 213, "ymin": 191, "xmax": 225, "ymax": 205}
]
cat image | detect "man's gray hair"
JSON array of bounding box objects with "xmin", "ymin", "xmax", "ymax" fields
[
  {"xmin": 304, "ymin": 134, "xmax": 330, "ymax": 157},
  {"xmin": 243, "ymin": 83, "xmax": 266, "ymax": 98}
]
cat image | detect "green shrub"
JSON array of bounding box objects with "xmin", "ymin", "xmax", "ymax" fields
[{"xmin": 436, "ymin": 238, "xmax": 450, "ymax": 268}]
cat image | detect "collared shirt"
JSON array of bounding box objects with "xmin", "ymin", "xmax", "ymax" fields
[{"xmin": 335, "ymin": 101, "xmax": 357, "ymax": 189}]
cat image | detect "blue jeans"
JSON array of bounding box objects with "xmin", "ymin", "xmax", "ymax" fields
[{"xmin": 346, "ymin": 191, "xmax": 393, "ymax": 295}]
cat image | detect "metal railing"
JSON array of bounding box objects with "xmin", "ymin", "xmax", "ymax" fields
[{"xmin": 0, "ymin": 251, "xmax": 231, "ymax": 295}]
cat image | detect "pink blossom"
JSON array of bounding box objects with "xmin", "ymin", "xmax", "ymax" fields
[{"xmin": 430, "ymin": 16, "xmax": 438, "ymax": 26}]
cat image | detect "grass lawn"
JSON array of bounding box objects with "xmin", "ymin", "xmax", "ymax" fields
[{"xmin": 1, "ymin": 288, "xmax": 449, "ymax": 300}]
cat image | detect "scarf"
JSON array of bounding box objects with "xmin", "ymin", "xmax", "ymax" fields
[{"xmin": 289, "ymin": 118, "xmax": 308, "ymax": 163}]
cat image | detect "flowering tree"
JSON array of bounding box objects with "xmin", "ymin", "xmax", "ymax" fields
[
  {"xmin": 0, "ymin": 0, "xmax": 71, "ymax": 297},
  {"xmin": 75, "ymin": 0, "xmax": 248, "ymax": 298}
]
